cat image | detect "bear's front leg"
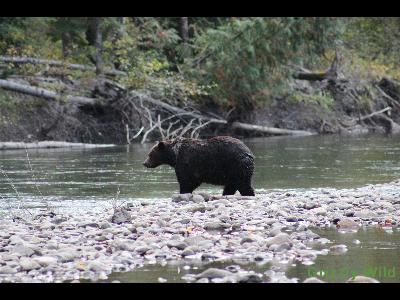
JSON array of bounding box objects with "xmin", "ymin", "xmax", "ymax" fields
[
  {"xmin": 179, "ymin": 180, "xmax": 201, "ymax": 194},
  {"xmin": 176, "ymin": 174, "xmax": 200, "ymax": 194}
]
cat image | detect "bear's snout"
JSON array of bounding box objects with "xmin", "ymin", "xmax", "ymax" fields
[{"xmin": 143, "ymin": 159, "xmax": 154, "ymax": 168}]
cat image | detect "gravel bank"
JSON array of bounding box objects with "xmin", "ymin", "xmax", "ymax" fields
[{"xmin": 1, "ymin": 180, "xmax": 400, "ymax": 283}]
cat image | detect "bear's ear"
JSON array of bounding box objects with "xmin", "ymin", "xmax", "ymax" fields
[{"xmin": 158, "ymin": 141, "xmax": 165, "ymax": 149}]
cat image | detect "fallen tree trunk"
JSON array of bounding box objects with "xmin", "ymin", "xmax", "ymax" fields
[
  {"xmin": 129, "ymin": 90, "xmax": 227, "ymax": 124},
  {"xmin": 372, "ymin": 114, "xmax": 400, "ymax": 135},
  {"xmin": 129, "ymin": 91, "xmax": 316, "ymax": 137},
  {"xmin": 231, "ymin": 122, "xmax": 316, "ymax": 136},
  {"xmin": 0, "ymin": 55, "xmax": 126, "ymax": 76},
  {"xmin": 1, "ymin": 77, "xmax": 317, "ymax": 140},
  {"xmin": 0, "ymin": 141, "xmax": 115, "ymax": 150},
  {"xmin": 0, "ymin": 79, "xmax": 97, "ymax": 105},
  {"xmin": 293, "ymin": 50, "xmax": 339, "ymax": 81},
  {"xmin": 359, "ymin": 107, "xmax": 391, "ymax": 121}
]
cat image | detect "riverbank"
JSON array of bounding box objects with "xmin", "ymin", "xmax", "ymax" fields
[
  {"xmin": 1, "ymin": 180, "xmax": 399, "ymax": 283},
  {"xmin": 2, "ymin": 69, "xmax": 400, "ymax": 144}
]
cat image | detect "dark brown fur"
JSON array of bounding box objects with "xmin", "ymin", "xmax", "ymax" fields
[{"xmin": 143, "ymin": 136, "xmax": 255, "ymax": 196}]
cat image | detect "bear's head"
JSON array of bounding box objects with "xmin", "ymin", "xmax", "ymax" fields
[{"xmin": 143, "ymin": 141, "xmax": 177, "ymax": 168}]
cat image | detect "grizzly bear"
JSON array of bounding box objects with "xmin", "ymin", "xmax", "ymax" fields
[{"xmin": 143, "ymin": 136, "xmax": 255, "ymax": 196}]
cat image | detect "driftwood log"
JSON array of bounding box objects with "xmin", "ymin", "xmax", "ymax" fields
[
  {"xmin": 0, "ymin": 74, "xmax": 316, "ymax": 142},
  {"xmin": 0, "ymin": 55, "xmax": 125, "ymax": 76},
  {"xmin": 0, "ymin": 79, "xmax": 97, "ymax": 106},
  {"xmin": 293, "ymin": 51, "xmax": 339, "ymax": 81},
  {"xmin": 0, "ymin": 141, "xmax": 115, "ymax": 150}
]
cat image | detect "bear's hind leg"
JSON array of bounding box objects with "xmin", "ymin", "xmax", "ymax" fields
[{"xmin": 223, "ymin": 185, "xmax": 237, "ymax": 196}]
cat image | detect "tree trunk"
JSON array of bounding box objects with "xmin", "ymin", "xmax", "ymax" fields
[
  {"xmin": 86, "ymin": 17, "xmax": 104, "ymax": 76},
  {"xmin": 231, "ymin": 122, "xmax": 316, "ymax": 136},
  {"xmin": 0, "ymin": 141, "xmax": 115, "ymax": 150},
  {"xmin": 0, "ymin": 79, "xmax": 96, "ymax": 105},
  {"xmin": 179, "ymin": 17, "xmax": 191, "ymax": 58},
  {"xmin": 179, "ymin": 17, "xmax": 189, "ymax": 42},
  {"xmin": 61, "ymin": 32, "xmax": 72, "ymax": 58},
  {"xmin": 0, "ymin": 55, "xmax": 125, "ymax": 76},
  {"xmin": 94, "ymin": 18, "xmax": 103, "ymax": 76},
  {"xmin": 294, "ymin": 50, "xmax": 339, "ymax": 81}
]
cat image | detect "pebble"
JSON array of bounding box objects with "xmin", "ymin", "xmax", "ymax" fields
[
  {"xmin": 265, "ymin": 233, "xmax": 292, "ymax": 247},
  {"xmin": 195, "ymin": 268, "xmax": 233, "ymax": 279},
  {"xmin": 204, "ymin": 221, "xmax": 231, "ymax": 230},
  {"xmin": 19, "ymin": 257, "xmax": 41, "ymax": 271},
  {"xmin": 34, "ymin": 256, "xmax": 58, "ymax": 267},
  {"xmin": 0, "ymin": 180, "xmax": 398, "ymax": 283},
  {"xmin": 329, "ymin": 244, "xmax": 348, "ymax": 255},
  {"xmin": 354, "ymin": 210, "xmax": 377, "ymax": 220},
  {"xmin": 303, "ymin": 277, "xmax": 325, "ymax": 283},
  {"xmin": 312, "ymin": 207, "xmax": 327, "ymax": 216},
  {"xmin": 346, "ymin": 276, "xmax": 380, "ymax": 283},
  {"xmin": 110, "ymin": 208, "xmax": 131, "ymax": 224},
  {"xmin": 167, "ymin": 240, "xmax": 188, "ymax": 250},
  {"xmin": 192, "ymin": 195, "xmax": 205, "ymax": 203},
  {"xmin": 0, "ymin": 266, "xmax": 18, "ymax": 274}
]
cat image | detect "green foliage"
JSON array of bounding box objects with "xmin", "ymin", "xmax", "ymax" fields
[
  {"xmin": 183, "ymin": 17, "xmax": 344, "ymax": 112},
  {"xmin": 1, "ymin": 17, "xmax": 400, "ymax": 116},
  {"xmin": 290, "ymin": 90, "xmax": 334, "ymax": 110}
]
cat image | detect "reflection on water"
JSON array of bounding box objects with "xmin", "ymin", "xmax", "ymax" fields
[
  {"xmin": 1, "ymin": 134, "xmax": 400, "ymax": 201},
  {"xmin": 287, "ymin": 227, "xmax": 400, "ymax": 283},
  {"xmin": 1, "ymin": 134, "xmax": 400, "ymax": 282},
  {"xmin": 104, "ymin": 227, "xmax": 400, "ymax": 283}
]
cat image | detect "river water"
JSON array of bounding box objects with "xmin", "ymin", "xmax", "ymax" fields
[{"xmin": 1, "ymin": 134, "xmax": 400, "ymax": 282}]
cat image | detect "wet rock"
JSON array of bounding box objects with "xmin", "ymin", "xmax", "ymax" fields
[
  {"xmin": 346, "ymin": 276, "xmax": 379, "ymax": 283},
  {"xmin": 111, "ymin": 208, "xmax": 131, "ymax": 224},
  {"xmin": 34, "ymin": 256, "xmax": 58, "ymax": 267},
  {"xmin": 337, "ymin": 203, "xmax": 353, "ymax": 210},
  {"xmin": 19, "ymin": 257, "xmax": 41, "ymax": 271},
  {"xmin": 88, "ymin": 261, "xmax": 109, "ymax": 272},
  {"xmin": 303, "ymin": 277, "xmax": 325, "ymax": 283},
  {"xmin": 329, "ymin": 244, "xmax": 348, "ymax": 255},
  {"xmin": 337, "ymin": 219, "xmax": 359, "ymax": 230},
  {"xmin": 269, "ymin": 227, "xmax": 282, "ymax": 237},
  {"xmin": 275, "ymin": 242, "xmax": 292, "ymax": 252},
  {"xmin": 192, "ymin": 195, "xmax": 205, "ymax": 203},
  {"xmin": 56, "ymin": 250, "xmax": 80, "ymax": 262},
  {"xmin": 240, "ymin": 235, "xmax": 256, "ymax": 244},
  {"xmin": 172, "ymin": 194, "xmax": 192, "ymax": 203},
  {"xmin": 135, "ymin": 245, "xmax": 151, "ymax": 255},
  {"xmin": 236, "ymin": 273, "xmax": 263, "ymax": 283},
  {"xmin": 305, "ymin": 202, "xmax": 319, "ymax": 210},
  {"xmin": 11, "ymin": 245, "xmax": 35, "ymax": 257},
  {"xmin": 176, "ymin": 218, "xmax": 191, "ymax": 225},
  {"xmin": 99, "ymin": 221, "xmax": 111, "ymax": 229},
  {"xmin": 344, "ymin": 211, "xmax": 355, "ymax": 217},
  {"xmin": 195, "ymin": 268, "xmax": 233, "ymax": 279},
  {"xmin": 181, "ymin": 247, "xmax": 195, "ymax": 257},
  {"xmin": 0, "ymin": 266, "xmax": 18, "ymax": 274},
  {"xmin": 78, "ymin": 222, "xmax": 99, "ymax": 228},
  {"xmin": 286, "ymin": 216, "xmax": 298, "ymax": 222},
  {"xmin": 265, "ymin": 233, "xmax": 292, "ymax": 247},
  {"xmin": 51, "ymin": 216, "xmax": 67, "ymax": 224},
  {"xmin": 354, "ymin": 210, "xmax": 377, "ymax": 220},
  {"xmin": 167, "ymin": 240, "xmax": 188, "ymax": 250},
  {"xmin": 312, "ymin": 207, "xmax": 327, "ymax": 216},
  {"xmin": 204, "ymin": 221, "xmax": 231, "ymax": 230},
  {"xmin": 187, "ymin": 204, "xmax": 206, "ymax": 213}
]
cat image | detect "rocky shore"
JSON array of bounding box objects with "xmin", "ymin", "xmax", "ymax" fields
[{"xmin": 1, "ymin": 180, "xmax": 400, "ymax": 283}]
